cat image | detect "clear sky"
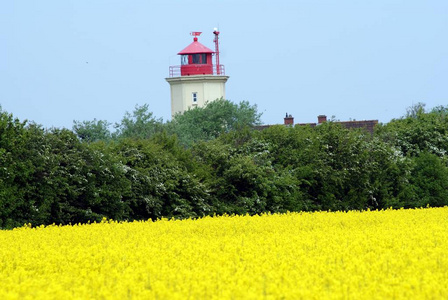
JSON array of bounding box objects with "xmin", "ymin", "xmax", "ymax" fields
[{"xmin": 1, "ymin": 0, "xmax": 447, "ymax": 129}]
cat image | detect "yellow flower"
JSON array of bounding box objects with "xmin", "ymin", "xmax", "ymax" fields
[{"xmin": 0, "ymin": 207, "xmax": 447, "ymax": 299}]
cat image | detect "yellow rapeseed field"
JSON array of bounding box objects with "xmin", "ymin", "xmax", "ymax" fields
[{"xmin": 0, "ymin": 207, "xmax": 447, "ymax": 299}]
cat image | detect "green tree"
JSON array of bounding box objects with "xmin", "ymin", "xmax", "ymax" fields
[
  {"xmin": 376, "ymin": 103, "xmax": 448, "ymax": 158},
  {"xmin": 109, "ymin": 138, "xmax": 211, "ymax": 220},
  {"xmin": 114, "ymin": 104, "xmax": 164, "ymax": 140},
  {"xmin": 257, "ymin": 125, "xmax": 318, "ymax": 211},
  {"xmin": 258, "ymin": 121, "xmax": 411, "ymax": 211},
  {"xmin": 73, "ymin": 119, "xmax": 112, "ymax": 142},
  {"xmin": 192, "ymin": 129, "xmax": 307, "ymax": 215},
  {"xmin": 11, "ymin": 126, "xmax": 131, "ymax": 226},
  {"xmin": 0, "ymin": 109, "xmax": 33, "ymax": 228},
  {"xmin": 168, "ymin": 98, "xmax": 261, "ymax": 147},
  {"xmin": 402, "ymin": 152, "xmax": 448, "ymax": 208}
]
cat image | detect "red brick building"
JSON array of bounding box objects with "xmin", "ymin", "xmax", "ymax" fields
[{"xmin": 257, "ymin": 114, "xmax": 378, "ymax": 135}]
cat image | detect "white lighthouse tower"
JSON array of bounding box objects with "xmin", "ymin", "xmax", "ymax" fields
[{"xmin": 166, "ymin": 30, "xmax": 229, "ymax": 118}]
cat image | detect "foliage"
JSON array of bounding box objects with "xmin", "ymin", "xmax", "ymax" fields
[
  {"xmin": 113, "ymin": 104, "xmax": 164, "ymax": 140},
  {"xmin": 376, "ymin": 103, "xmax": 448, "ymax": 158},
  {"xmin": 1, "ymin": 102, "xmax": 448, "ymax": 228},
  {"xmin": 257, "ymin": 123, "xmax": 411, "ymax": 211},
  {"xmin": 0, "ymin": 110, "xmax": 32, "ymax": 228},
  {"xmin": 167, "ymin": 98, "xmax": 262, "ymax": 147},
  {"xmin": 404, "ymin": 152, "xmax": 448, "ymax": 208},
  {"xmin": 73, "ymin": 119, "xmax": 112, "ymax": 142},
  {"xmin": 108, "ymin": 138, "xmax": 211, "ymax": 220}
]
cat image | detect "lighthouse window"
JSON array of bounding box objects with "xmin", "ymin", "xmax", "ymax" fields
[
  {"xmin": 192, "ymin": 54, "xmax": 200, "ymax": 64},
  {"xmin": 192, "ymin": 92, "xmax": 198, "ymax": 103},
  {"xmin": 202, "ymin": 54, "xmax": 207, "ymax": 64},
  {"xmin": 181, "ymin": 55, "xmax": 188, "ymax": 65}
]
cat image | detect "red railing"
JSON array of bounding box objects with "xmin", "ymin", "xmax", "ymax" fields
[{"xmin": 168, "ymin": 65, "xmax": 225, "ymax": 77}]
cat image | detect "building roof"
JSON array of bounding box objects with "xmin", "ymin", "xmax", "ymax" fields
[
  {"xmin": 296, "ymin": 120, "xmax": 378, "ymax": 135},
  {"xmin": 255, "ymin": 115, "xmax": 379, "ymax": 135},
  {"xmin": 178, "ymin": 39, "xmax": 214, "ymax": 55}
]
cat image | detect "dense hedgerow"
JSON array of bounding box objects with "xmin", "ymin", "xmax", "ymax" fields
[{"xmin": 1, "ymin": 103, "xmax": 448, "ymax": 228}]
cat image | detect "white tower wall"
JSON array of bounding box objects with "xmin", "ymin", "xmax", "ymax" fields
[{"xmin": 166, "ymin": 75, "xmax": 229, "ymax": 118}]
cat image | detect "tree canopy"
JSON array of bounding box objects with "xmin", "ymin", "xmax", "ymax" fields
[{"xmin": 0, "ymin": 102, "xmax": 447, "ymax": 228}]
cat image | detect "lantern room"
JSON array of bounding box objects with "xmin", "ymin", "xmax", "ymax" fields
[
  {"xmin": 178, "ymin": 32, "xmax": 213, "ymax": 76},
  {"xmin": 168, "ymin": 31, "xmax": 225, "ymax": 77}
]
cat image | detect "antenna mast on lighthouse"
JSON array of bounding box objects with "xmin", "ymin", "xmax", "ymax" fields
[{"xmin": 213, "ymin": 28, "xmax": 221, "ymax": 75}]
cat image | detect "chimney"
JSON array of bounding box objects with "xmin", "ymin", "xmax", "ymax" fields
[
  {"xmin": 284, "ymin": 113, "xmax": 294, "ymax": 125},
  {"xmin": 318, "ymin": 115, "xmax": 327, "ymax": 124}
]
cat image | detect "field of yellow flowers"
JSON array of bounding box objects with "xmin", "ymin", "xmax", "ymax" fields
[{"xmin": 1, "ymin": 207, "xmax": 447, "ymax": 299}]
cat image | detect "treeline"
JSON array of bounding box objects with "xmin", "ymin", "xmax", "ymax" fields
[{"xmin": 1, "ymin": 100, "xmax": 447, "ymax": 228}]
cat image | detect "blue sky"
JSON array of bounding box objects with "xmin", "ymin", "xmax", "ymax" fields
[{"xmin": 1, "ymin": 0, "xmax": 447, "ymax": 129}]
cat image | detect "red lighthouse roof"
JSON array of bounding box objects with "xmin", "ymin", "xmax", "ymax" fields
[
  {"xmin": 178, "ymin": 37, "xmax": 214, "ymax": 55},
  {"xmin": 168, "ymin": 31, "xmax": 225, "ymax": 77}
]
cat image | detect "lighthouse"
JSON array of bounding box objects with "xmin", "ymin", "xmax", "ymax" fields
[{"xmin": 166, "ymin": 30, "xmax": 229, "ymax": 118}]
